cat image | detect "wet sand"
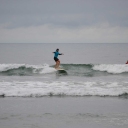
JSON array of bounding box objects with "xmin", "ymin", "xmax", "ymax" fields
[{"xmin": 0, "ymin": 97, "xmax": 128, "ymax": 128}]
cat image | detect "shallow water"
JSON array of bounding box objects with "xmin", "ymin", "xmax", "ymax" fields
[
  {"xmin": 0, "ymin": 43, "xmax": 128, "ymax": 97},
  {"xmin": 0, "ymin": 43, "xmax": 128, "ymax": 128},
  {"xmin": 0, "ymin": 97, "xmax": 128, "ymax": 128}
]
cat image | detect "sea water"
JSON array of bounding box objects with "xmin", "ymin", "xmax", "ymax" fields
[
  {"xmin": 0, "ymin": 43, "xmax": 128, "ymax": 97},
  {"xmin": 0, "ymin": 43, "xmax": 128, "ymax": 128}
]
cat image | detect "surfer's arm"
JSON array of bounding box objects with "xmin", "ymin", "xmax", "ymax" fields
[
  {"xmin": 52, "ymin": 52, "xmax": 64, "ymax": 55},
  {"xmin": 59, "ymin": 53, "xmax": 64, "ymax": 55}
]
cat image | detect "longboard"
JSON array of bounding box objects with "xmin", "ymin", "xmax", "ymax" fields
[
  {"xmin": 56, "ymin": 69, "xmax": 65, "ymax": 71},
  {"xmin": 56, "ymin": 68, "xmax": 67, "ymax": 74}
]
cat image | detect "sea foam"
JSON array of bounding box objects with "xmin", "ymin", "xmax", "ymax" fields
[
  {"xmin": 93, "ymin": 64, "xmax": 128, "ymax": 74},
  {"xmin": 0, "ymin": 64, "xmax": 56, "ymax": 74},
  {"xmin": 0, "ymin": 81, "xmax": 128, "ymax": 97}
]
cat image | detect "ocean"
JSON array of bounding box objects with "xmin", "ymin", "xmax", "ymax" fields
[
  {"xmin": 0, "ymin": 43, "xmax": 128, "ymax": 128},
  {"xmin": 0, "ymin": 43, "xmax": 128, "ymax": 97}
]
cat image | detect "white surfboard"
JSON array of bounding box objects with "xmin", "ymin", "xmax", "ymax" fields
[
  {"xmin": 56, "ymin": 68, "xmax": 67, "ymax": 73},
  {"xmin": 56, "ymin": 68, "xmax": 65, "ymax": 71}
]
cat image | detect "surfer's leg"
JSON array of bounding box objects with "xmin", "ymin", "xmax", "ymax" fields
[
  {"xmin": 54, "ymin": 57, "xmax": 59, "ymax": 69},
  {"xmin": 55, "ymin": 62, "xmax": 57, "ymax": 68},
  {"xmin": 54, "ymin": 57, "xmax": 60, "ymax": 69},
  {"xmin": 56, "ymin": 60, "xmax": 60, "ymax": 69}
]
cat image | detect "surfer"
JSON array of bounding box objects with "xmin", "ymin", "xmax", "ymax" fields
[
  {"xmin": 126, "ymin": 60, "xmax": 128, "ymax": 64},
  {"xmin": 53, "ymin": 49, "xmax": 64, "ymax": 69}
]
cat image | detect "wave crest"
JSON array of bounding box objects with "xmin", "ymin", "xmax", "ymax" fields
[
  {"xmin": 0, "ymin": 63, "xmax": 128, "ymax": 76},
  {"xmin": 0, "ymin": 64, "xmax": 56, "ymax": 75},
  {"xmin": 0, "ymin": 81, "xmax": 128, "ymax": 97},
  {"xmin": 93, "ymin": 64, "xmax": 128, "ymax": 74}
]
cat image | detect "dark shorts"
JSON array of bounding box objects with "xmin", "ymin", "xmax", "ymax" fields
[{"xmin": 54, "ymin": 57, "xmax": 59, "ymax": 62}]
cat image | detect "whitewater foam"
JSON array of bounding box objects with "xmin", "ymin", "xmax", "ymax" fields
[
  {"xmin": 93, "ymin": 64, "xmax": 128, "ymax": 74},
  {"xmin": 0, "ymin": 63, "xmax": 128, "ymax": 76},
  {"xmin": 0, "ymin": 81, "xmax": 128, "ymax": 97},
  {"xmin": 0, "ymin": 64, "xmax": 56, "ymax": 75}
]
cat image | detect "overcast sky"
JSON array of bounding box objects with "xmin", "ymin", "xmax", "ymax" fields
[{"xmin": 0, "ymin": 0, "xmax": 128, "ymax": 43}]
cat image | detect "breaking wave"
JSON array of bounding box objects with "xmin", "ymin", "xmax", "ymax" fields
[
  {"xmin": 93, "ymin": 64, "xmax": 128, "ymax": 74},
  {"xmin": 0, "ymin": 81, "xmax": 128, "ymax": 98},
  {"xmin": 0, "ymin": 63, "xmax": 128, "ymax": 76},
  {"xmin": 0, "ymin": 64, "xmax": 56, "ymax": 76},
  {"xmin": 61, "ymin": 64, "xmax": 128, "ymax": 76}
]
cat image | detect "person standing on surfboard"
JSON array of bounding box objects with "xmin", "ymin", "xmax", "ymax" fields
[{"xmin": 53, "ymin": 49, "xmax": 64, "ymax": 69}]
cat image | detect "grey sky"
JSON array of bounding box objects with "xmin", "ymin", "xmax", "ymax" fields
[{"xmin": 0, "ymin": 0, "xmax": 128, "ymax": 43}]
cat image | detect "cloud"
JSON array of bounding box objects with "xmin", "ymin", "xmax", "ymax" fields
[
  {"xmin": 0, "ymin": 23, "xmax": 128, "ymax": 43},
  {"xmin": 0, "ymin": 0, "xmax": 128, "ymax": 43},
  {"xmin": 0, "ymin": 0, "xmax": 128, "ymax": 28}
]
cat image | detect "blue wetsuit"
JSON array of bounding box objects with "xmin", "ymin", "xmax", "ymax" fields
[
  {"xmin": 53, "ymin": 51, "xmax": 62, "ymax": 62},
  {"xmin": 54, "ymin": 51, "xmax": 60, "ymax": 58}
]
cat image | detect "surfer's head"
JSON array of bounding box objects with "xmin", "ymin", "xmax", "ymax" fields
[{"xmin": 56, "ymin": 49, "xmax": 59, "ymax": 52}]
